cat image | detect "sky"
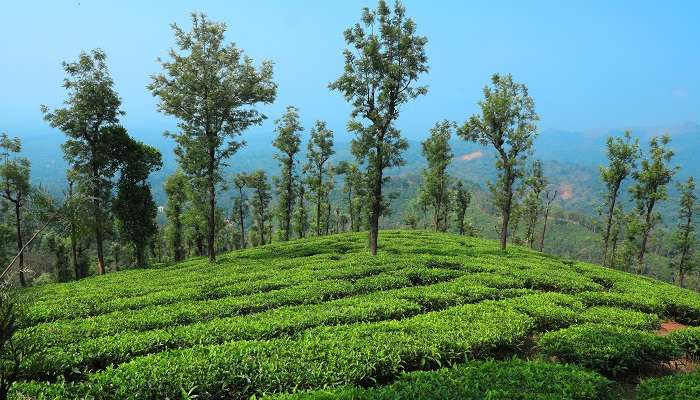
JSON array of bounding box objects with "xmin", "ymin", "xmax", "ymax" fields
[{"xmin": 1, "ymin": 0, "xmax": 698, "ymax": 145}]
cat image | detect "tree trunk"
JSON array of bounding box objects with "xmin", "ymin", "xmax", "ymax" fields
[
  {"xmin": 316, "ymin": 167, "xmax": 322, "ymax": 236},
  {"xmin": 636, "ymin": 201, "xmax": 655, "ymax": 274},
  {"xmin": 135, "ymin": 245, "xmax": 145, "ymax": 268},
  {"xmin": 500, "ymin": 172, "xmax": 513, "ymax": 251},
  {"xmin": 14, "ymin": 201, "xmax": 26, "ymax": 287},
  {"xmin": 539, "ymin": 205, "xmax": 550, "ymax": 253},
  {"xmin": 348, "ymin": 184, "xmax": 354, "ymax": 232},
  {"xmin": 369, "ymin": 147, "xmax": 383, "ymax": 256},
  {"xmin": 284, "ymin": 158, "xmax": 293, "ymax": 241},
  {"xmin": 238, "ymin": 187, "xmax": 246, "ymax": 249},
  {"xmin": 207, "ymin": 149, "xmax": 216, "ymax": 262},
  {"xmin": 602, "ymin": 183, "xmax": 620, "ymax": 267},
  {"xmin": 173, "ymin": 214, "xmax": 183, "ymax": 261},
  {"xmin": 325, "ymin": 199, "xmax": 332, "ymax": 235}
]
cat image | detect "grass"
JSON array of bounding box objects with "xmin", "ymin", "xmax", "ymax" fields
[{"xmin": 9, "ymin": 230, "xmax": 700, "ymax": 399}]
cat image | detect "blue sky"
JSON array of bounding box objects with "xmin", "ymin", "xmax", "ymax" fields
[{"xmin": 1, "ymin": 0, "xmax": 698, "ymax": 144}]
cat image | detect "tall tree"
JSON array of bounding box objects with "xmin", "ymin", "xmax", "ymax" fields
[
  {"xmin": 330, "ymin": 0, "xmax": 428, "ymax": 255},
  {"xmin": 599, "ymin": 131, "xmax": 639, "ymax": 266},
  {"xmin": 64, "ymin": 173, "xmax": 91, "ymax": 279},
  {"xmin": 304, "ymin": 121, "xmax": 335, "ymax": 236},
  {"xmin": 113, "ymin": 135, "xmax": 162, "ymax": 267},
  {"xmin": 232, "ymin": 173, "xmax": 249, "ymax": 249},
  {"xmin": 454, "ymin": 181, "xmax": 472, "ymax": 236},
  {"xmin": 458, "ymin": 73, "xmax": 539, "ymax": 251},
  {"xmin": 247, "ymin": 171, "xmax": 272, "ymax": 246},
  {"xmin": 335, "ymin": 161, "xmax": 365, "ymax": 232},
  {"xmin": 419, "ymin": 121, "xmax": 453, "ymax": 232},
  {"xmin": 164, "ymin": 171, "xmax": 188, "ymax": 262},
  {"xmin": 539, "ymin": 189, "xmax": 557, "ymax": 252},
  {"xmin": 523, "ymin": 160, "xmax": 547, "ymax": 248},
  {"xmin": 629, "ymin": 135, "xmax": 676, "ymax": 274},
  {"xmin": 42, "ymin": 49, "xmax": 124, "ymax": 275},
  {"xmin": 293, "ymin": 180, "xmax": 309, "ymax": 239},
  {"xmin": 273, "ymin": 106, "xmax": 303, "ymax": 241},
  {"xmin": 0, "ymin": 134, "xmax": 31, "ymax": 286},
  {"xmin": 671, "ymin": 177, "xmax": 697, "ymax": 288},
  {"xmin": 149, "ymin": 13, "xmax": 277, "ymax": 262}
]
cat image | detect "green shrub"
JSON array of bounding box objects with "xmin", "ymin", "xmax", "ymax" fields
[
  {"xmin": 668, "ymin": 326, "xmax": 700, "ymax": 359},
  {"xmin": 580, "ymin": 307, "xmax": 660, "ymax": 330},
  {"xmin": 636, "ymin": 372, "xmax": 700, "ymax": 400},
  {"xmin": 538, "ymin": 323, "xmax": 681, "ymax": 377},
  {"xmin": 506, "ymin": 292, "xmax": 584, "ymax": 331},
  {"xmin": 272, "ymin": 359, "xmax": 611, "ymax": 400},
  {"xmin": 13, "ymin": 303, "xmax": 533, "ymax": 399}
]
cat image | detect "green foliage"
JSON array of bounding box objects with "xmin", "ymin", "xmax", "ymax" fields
[
  {"xmin": 667, "ymin": 326, "xmax": 700, "ymax": 359},
  {"xmin": 419, "ymin": 120, "xmax": 453, "ymax": 232},
  {"xmin": 579, "ymin": 306, "xmax": 660, "ymax": 330},
  {"xmin": 163, "ymin": 171, "xmax": 189, "ymax": 261},
  {"xmin": 670, "ymin": 177, "xmax": 697, "ymax": 287},
  {"xmin": 329, "ymin": 0, "xmax": 428, "ymax": 255},
  {"xmin": 636, "ymin": 372, "xmax": 700, "ymax": 400},
  {"xmin": 7, "ymin": 230, "xmax": 700, "ymax": 398},
  {"xmin": 273, "ymin": 106, "xmax": 303, "ymax": 241},
  {"xmin": 599, "ymin": 131, "xmax": 639, "ymax": 266},
  {"xmin": 304, "ymin": 121, "xmax": 334, "ymax": 237},
  {"xmin": 628, "ymin": 134, "xmax": 677, "ymax": 273},
  {"xmin": 522, "ymin": 160, "xmax": 546, "ymax": 248},
  {"xmin": 458, "ymin": 73, "xmax": 539, "ymax": 251},
  {"xmin": 149, "ymin": 12, "xmax": 277, "ymax": 261},
  {"xmin": 247, "ymin": 170, "xmax": 272, "ymax": 246},
  {"xmin": 539, "ymin": 323, "xmax": 681, "ymax": 377},
  {"xmin": 42, "ymin": 48, "xmax": 125, "ymax": 275}
]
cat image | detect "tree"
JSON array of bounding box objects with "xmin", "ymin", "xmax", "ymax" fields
[
  {"xmin": 454, "ymin": 181, "xmax": 472, "ymax": 236},
  {"xmin": 0, "ymin": 293, "xmax": 21, "ymax": 399},
  {"xmin": 599, "ymin": 131, "xmax": 639, "ymax": 266},
  {"xmin": 304, "ymin": 121, "xmax": 335, "ymax": 236},
  {"xmin": 629, "ymin": 135, "xmax": 676, "ymax": 274},
  {"xmin": 64, "ymin": 173, "xmax": 91, "ymax": 279},
  {"xmin": 0, "ymin": 134, "xmax": 31, "ymax": 286},
  {"xmin": 232, "ymin": 173, "xmax": 249, "ymax": 249},
  {"xmin": 335, "ymin": 161, "xmax": 365, "ymax": 232},
  {"xmin": 523, "ymin": 160, "xmax": 547, "ymax": 248},
  {"xmin": 419, "ymin": 121, "xmax": 453, "ymax": 232},
  {"xmin": 329, "ymin": 0, "xmax": 428, "ymax": 255},
  {"xmin": 42, "ymin": 49, "xmax": 126, "ymax": 275},
  {"xmin": 293, "ymin": 180, "xmax": 309, "ymax": 239},
  {"xmin": 539, "ymin": 189, "xmax": 557, "ymax": 252},
  {"xmin": 113, "ymin": 136, "xmax": 162, "ymax": 267},
  {"xmin": 247, "ymin": 171, "xmax": 272, "ymax": 246},
  {"xmin": 671, "ymin": 177, "xmax": 697, "ymax": 288},
  {"xmin": 458, "ymin": 73, "xmax": 539, "ymax": 251},
  {"xmin": 149, "ymin": 13, "xmax": 277, "ymax": 262},
  {"xmin": 273, "ymin": 106, "xmax": 303, "ymax": 241},
  {"xmin": 164, "ymin": 171, "xmax": 188, "ymax": 262}
]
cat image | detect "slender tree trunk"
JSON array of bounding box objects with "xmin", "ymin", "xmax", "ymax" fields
[
  {"xmin": 284, "ymin": 158, "xmax": 293, "ymax": 241},
  {"xmin": 500, "ymin": 172, "xmax": 513, "ymax": 251},
  {"xmin": 347, "ymin": 183, "xmax": 354, "ymax": 232},
  {"xmin": 610, "ymin": 235, "xmax": 618, "ymax": 269},
  {"xmin": 369, "ymin": 146, "xmax": 383, "ymax": 256},
  {"xmin": 135, "ymin": 245, "xmax": 145, "ymax": 268},
  {"xmin": 602, "ymin": 183, "xmax": 620, "ymax": 267},
  {"xmin": 70, "ymin": 224, "xmax": 79, "ymax": 280},
  {"xmin": 173, "ymin": 213, "xmax": 183, "ymax": 261},
  {"xmin": 13, "ymin": 201, "xmax": 26, "ymax": 287},
  {"xmin": 325, "ymin": 199, "xmax": 332, "ymax": 235},
  {"xmin": 539, "ymin": 204, "xmax": 551, "ymax": 252},
  {"xmin": 316, "ymin": 168, "xmax": 322, "ymax": 236},
  {"xmin": 207, "ymin": 148, "xmax": 216, "ymax": 262},
  {"xmin": 636, "ymin": 201, "xmax": 655, "ymax": 274},
  {"xmin": 237, "ymin": 187, "xmax": 246, "ymax": 249}
]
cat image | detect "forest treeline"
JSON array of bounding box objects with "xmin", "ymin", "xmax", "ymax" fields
[{"xmin": 1, "ymin": 1, "xmax": 697, "ymax": 291}]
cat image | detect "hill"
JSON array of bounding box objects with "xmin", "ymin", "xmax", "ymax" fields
[{"xmin": 10, "ymin": 230, "xmax": 700, "ymax": 399}]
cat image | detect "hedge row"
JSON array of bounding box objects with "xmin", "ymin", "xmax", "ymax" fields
[
  {"xmin": 538, "ymin": 324, "xmax": 681, "ymax": 377},
  {"xmin": 12, "ymin": 302, "xmax": 535, "ymax": 399},
  {"xmin": 271, "ymin": 359, "xmax": 611, "ymax": 400}
]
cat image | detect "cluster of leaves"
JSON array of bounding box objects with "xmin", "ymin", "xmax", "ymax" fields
[
  {"xmin": 636, "ymin": 371, "xmax": 700, "ymax": 400},
  {"xmin": 273, "ymin": 359, "xmax": 611, "ymax": 400},
  {"xmin": 538, "ymin": 323, "xmax": 681, "ymax": 377},
  {"xmin": 668, "ymin": 326, "xmax": 700, "ymax": 359}
]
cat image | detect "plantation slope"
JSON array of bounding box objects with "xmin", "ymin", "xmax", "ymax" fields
[{"xmin": 10, "ymin": 230, "xmax": 700, "ymax": 399}]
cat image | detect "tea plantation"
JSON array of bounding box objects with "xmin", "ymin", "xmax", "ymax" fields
[{"xmin": 10, "ymin": 230, "xmax": 700, "ymax": 399}]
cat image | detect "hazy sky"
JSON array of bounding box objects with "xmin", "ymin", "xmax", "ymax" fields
[{"xmin": 1, "ymin": 0, "xmax": 698, "ymax": 143}]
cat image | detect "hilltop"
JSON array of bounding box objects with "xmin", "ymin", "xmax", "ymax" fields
[{"xmin": 10, "ymin": 230, "xmax": 700, "ymax": 399}]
